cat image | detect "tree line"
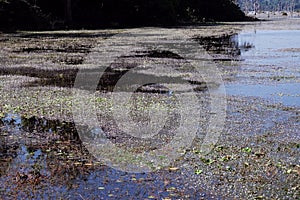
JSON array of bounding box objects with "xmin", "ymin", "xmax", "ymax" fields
[
  {"xmin": 0, "ymin": 0, "xmax": 252, "ymax": 30},
  {"xmin": 236, "ymin": 0, "xmax": 300, "ymax": 13}
]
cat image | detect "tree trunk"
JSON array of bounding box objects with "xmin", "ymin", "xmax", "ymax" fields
[{"xmin": 65, "ymin": 0, "xmax": 72, "ymax": 25}]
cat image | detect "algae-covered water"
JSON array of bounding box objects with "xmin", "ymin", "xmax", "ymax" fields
[{"xmin": 0, "ymin": 18, "xmax": 299, "ymax": 199}]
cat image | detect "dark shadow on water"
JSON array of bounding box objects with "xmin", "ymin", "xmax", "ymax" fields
[
  {"xmin": 194, "ymin": 33, "xmax": 254, "ymax": 62},
  {"xmin": 0, "ymin": 67, "xmax": 78, "ymax": 88},
  {"xmin": 16, "ymin": 32, "xmax": 117, "ymax": 39},
  {"xmin": 123, "ymin": 50, "xmax": 184, "ymax": 60},
  {"xmin": 13, "ymin": 44, "xmax": 92, "ymax": 54},
  {"xmin": 0, "ymin": 49, "xmax": 209, "ymax": 93}
]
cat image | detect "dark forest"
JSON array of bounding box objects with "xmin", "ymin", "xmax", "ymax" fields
[{"xmin": 0, "ymin": 0, "xmax": 252, "ymax": 30}]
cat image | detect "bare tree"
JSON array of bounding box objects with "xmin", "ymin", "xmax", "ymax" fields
[
  {"xmin": 290, "ymin": 0, "xmax": 296, "ymax": 15},
  {"xmin": 244, "ymin": 0, "xmax": 253, "ymax": 14},
  {"xmin": 253, "ymin": 0, "xmax": 260, "ymax": 14}
]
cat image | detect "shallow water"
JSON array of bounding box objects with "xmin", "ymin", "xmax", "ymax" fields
[
  {"xmin": 239, "ymin": 30, "xmax": 300, "ymax": 63},
  {"xmin": 226, "ymin": 83, "xmax": 300, "ymax": 107},
  {"xmin": 226, "ymin": 29, "xmax": 300, "ymax": 107},
  {"xmin": 0, "ymin": 114, "xmax": 209, "ymax": 199}
]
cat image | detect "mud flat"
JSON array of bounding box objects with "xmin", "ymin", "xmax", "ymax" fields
[{"xmin": 0, "ymin": 17, "xmax": 299, "ymax": 199}]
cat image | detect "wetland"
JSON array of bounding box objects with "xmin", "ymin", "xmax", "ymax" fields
[{"xmin": 0, "ymin": 17, "xmax": 299, "ymax": 199}]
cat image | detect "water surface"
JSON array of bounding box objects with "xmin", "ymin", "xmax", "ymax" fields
[{"xmin": 226, "ymin": 29, "xmax": 300, "ymax": 107}]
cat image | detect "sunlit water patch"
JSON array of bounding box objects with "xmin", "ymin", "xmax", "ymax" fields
[
  {"xmin": 226, "ymin": 30, "xmax": 300, "ymax": 107},
  {"xmin": 238, "ymin": 30, "xmax": 300, "ymax": 67},
  {"xmin": 226, "ymin": 83, "xmax": 300, "ymax": 107}
]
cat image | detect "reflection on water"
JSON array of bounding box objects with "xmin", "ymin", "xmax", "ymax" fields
[
  {"xmin": 0, "ymin": 115, "xmax": 209, "ymax": 198},
  {"xmin": 195, "ymin": 34, "xmax": 242, "ymax": 61}
]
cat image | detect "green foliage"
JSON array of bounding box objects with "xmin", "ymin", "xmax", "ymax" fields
[
  {"xmin": 195, "ymin": 169, "xmax": 203, "ymax": 175},
  {"xmin": 242, "ymin": 147, "xmax": 252, "ymax": 153}
]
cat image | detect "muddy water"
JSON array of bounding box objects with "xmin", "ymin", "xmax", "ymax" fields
[{"xmin": 226, "ymin": 29, "xmax": 300, "ymax": 107}]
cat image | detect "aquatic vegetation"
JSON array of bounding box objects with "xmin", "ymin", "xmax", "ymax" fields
[{"xmin": 0, "ymin": 19, "xmax": 300, "ymax": 199}]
